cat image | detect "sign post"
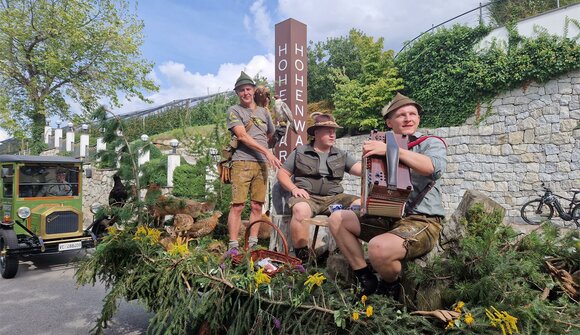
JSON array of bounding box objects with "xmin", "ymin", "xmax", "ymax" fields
[
  {"xmin": 271, "ymin": 19, "xmax": 308, "ymax": 251},
  {"xmin": 274, "ymin": 18, "xmax": 307, "ymax": 164}
]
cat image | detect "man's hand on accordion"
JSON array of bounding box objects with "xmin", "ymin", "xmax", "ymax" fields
[
  {"xmin": 291, "ymin": 187, "xmax": 310, "ymax": 199},
  {"xmin": 362, "ymin": 140, "xmax": 388, "ymax": 158}
]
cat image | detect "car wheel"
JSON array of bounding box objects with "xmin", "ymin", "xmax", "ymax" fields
[{"xmin": 0, "ymin": 229, "xmax": 19, "ymax": 279}]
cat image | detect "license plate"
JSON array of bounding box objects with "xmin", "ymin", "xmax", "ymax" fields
[{"xmin": 58, "ymin": 241, "xmax": 82, "ymax": 252}]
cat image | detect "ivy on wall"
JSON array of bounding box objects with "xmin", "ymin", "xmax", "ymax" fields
[{"xmin": 395, "ymin": 20, "xmax": 580, "ymax": 128}]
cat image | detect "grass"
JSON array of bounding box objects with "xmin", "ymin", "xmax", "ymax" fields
[{"xmin": 151, "ymin": 124, "xmax": 221, "ymax": 142}]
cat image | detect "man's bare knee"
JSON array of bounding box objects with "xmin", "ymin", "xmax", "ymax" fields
[
  {"xmin": 250, "ymin": 201, "xmax": 263, "ymax": 213},
  {"xmin": 230, "ymin": 204, "xmax": 244, "ymax": 214},
  {"xmin": 291, "ymin": 202, "xmax": 312, "ymax": 222}
]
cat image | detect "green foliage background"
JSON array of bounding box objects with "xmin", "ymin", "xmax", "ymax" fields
[
  {"xmin": 487, "ymin": 0, "xmax": 580, "ymax": 26},
  {"xmin": 395, "ymin": 20, "xmax": 580, "ymax": 128},
  {"xmin": 0, "ymin": 0, "xmax": 157, "ymax": 154},
  {"xmin": 172, "ymin": 163, "xmax": 207, "ymax": 200}
]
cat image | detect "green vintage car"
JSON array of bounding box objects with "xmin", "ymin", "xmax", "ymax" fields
[{"xmin": 0, "ymin": 155, "xmax": 97, "ymax": 278}]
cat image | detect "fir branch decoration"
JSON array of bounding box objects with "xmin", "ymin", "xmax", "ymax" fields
[{"xmin": 76, "ymin": 203, "xmax": 579, "ymax": 334}]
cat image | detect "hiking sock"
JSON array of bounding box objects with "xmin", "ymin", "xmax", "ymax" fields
[
  {"xmin": 228, "ymin": 240, "xmax": 239, "ymax": 250},
  {"xmin": 353, "ymin": 266, "xmax": 378, "ymax": 297},
  {"xmin": 248, "ymin": 236, "xmax": 259, "ymax": 248}
]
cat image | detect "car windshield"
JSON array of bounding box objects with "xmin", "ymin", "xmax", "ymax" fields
[{"xmin": 18, "ymin": 164, "xmax": 79, "ymax": 198}]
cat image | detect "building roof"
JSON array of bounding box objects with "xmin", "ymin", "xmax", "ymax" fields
[{"xmin": 0, "ymin": 155, "xmax": 81, "ymax": 164}]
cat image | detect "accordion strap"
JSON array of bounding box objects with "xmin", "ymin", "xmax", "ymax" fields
[{"xmin": 385, "ymin": 131, "xmax": 400, "ymax": 190}]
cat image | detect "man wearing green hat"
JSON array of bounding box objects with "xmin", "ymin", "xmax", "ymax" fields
[
  {"xmin": 226, "ymin": 71, "xmax": 282, "ymax": 251},
  {"xmin": 276, "ymin": 112, "xmax": 362, "ymax": 263},
  {"xmin": 328, "ymin": 92, "xmax": 447, "ymax": 299}
]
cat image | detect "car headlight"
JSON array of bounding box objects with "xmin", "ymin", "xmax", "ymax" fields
[
  {"xmin": 90, "ymin": 203, "xmax": 103, "ymax": 214},
  {"xmin": 17, "ymin": 206, "xmax": 31, "ymax": 219}
]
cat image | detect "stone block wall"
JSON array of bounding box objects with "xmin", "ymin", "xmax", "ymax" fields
[
  {"xmin": 333, "ymin": 69, "xmax": 579, "ymax": 224},
  {"xmin": 81, "ymin": 168, "xmax": 117, "ymax": 227}
]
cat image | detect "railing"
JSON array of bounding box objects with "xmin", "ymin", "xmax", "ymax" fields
[{"xmin": 397, "ymin": 0, "xmax": 569, "ymax": 55}]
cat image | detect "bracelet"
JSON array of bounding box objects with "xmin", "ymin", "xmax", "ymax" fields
[{"xmin": 290, "ymin": 186, "xmax": 297, "ymax": 192}]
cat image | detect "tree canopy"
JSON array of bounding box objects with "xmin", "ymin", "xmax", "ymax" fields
[
  {"xmin": 0, "ymin": 0, "xmax": 157, "ymax": 153},
  {"xmin": 307, "ymin": 29, "xmax": 403, "ymax": 133}
]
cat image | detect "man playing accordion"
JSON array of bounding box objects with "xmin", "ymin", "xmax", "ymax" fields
[{"xmin": 328, "ymin": 93, "xmax": 447, "ymax": 299}]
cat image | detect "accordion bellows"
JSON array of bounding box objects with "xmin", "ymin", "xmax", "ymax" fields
[{"xmin": 361, "ymin": 131, "xmax": 413, "ymax": 218}]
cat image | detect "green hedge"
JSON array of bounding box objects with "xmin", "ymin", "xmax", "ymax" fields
[{"xmin": 395, "ymin": 20, "xmax": 580, "ymax": 127}]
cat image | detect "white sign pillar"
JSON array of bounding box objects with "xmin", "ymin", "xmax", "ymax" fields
[
  {"xmin": 65, "ymin": 123, "xmax": 74, "ymax": 152},
  {"xmin": 54, "ymin": 120, "xmax": 63, "ymax": 150},
  {"xmin": 44, "ymin": 124, "xmax": 52, "ymax": 144},
  {"xmin": 138, "ymin": 135, "xmax": 150, "ymax": 166},
  {"xmin": 167, "ymin": 139, "xmax": 180, "ymax": 187},
  {"xmin": 79, "ymin": 124, "xmax": 89, "ymax": 157},
  {"xmin": 115, "ymin": 130, "xmax": 123, "ymax": 168}
]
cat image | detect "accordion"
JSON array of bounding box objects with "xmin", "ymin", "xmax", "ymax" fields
[{"xmin": 361, "ymin": 131, "xmax": 413, "ymax": 218}]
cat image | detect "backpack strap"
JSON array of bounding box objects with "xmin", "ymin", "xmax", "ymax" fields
[{"xmin": 404, "ymin": 135, "xmax": 446, "ymax": 216}]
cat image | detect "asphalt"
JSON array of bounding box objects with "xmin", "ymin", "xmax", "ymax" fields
[{"xmin": 0, "ymin": 250, "xmax": 152, "ymax": 335}]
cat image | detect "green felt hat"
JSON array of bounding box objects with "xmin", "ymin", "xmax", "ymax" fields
[{"xmin": 234, "ymin": 71, "xmax": 255, "ymax": 91}]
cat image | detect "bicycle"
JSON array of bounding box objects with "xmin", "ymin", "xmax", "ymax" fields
[{"xmin": 520, "ymin": 183, "xmax": 580, "ymax": 227}]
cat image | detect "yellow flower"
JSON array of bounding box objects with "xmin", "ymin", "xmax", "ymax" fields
[
  {"xmin": 464, "ymin": 313, "xmax": 474, "ymax": 326},
  {"xmin": 361, "ymin": 295, "xmax": 367, "ymax": 306},
  {"xmin": 454, "ymin": 301, "xmax": 465, "ymax": 313},
  {"xmin": 135, "ymin": 225, "xmax": 147, "ymax": 235},
  {"xmin": 167, "ymin": 238, "xmax": 189, "ymax": 256},
  {"xmin": 106, "ymin": 226, "xmax": 118, "ymax": 235},
  {"xmin": 146, "ymin": 228, "xmax": 161, "ymax": 244},
  {"xmin": 304, "ymin": 272, "xmax": 326, "ymax": 292},
  {"xmin": 485, "ymin": 306, "xmax": 518, "ymax": 335},
  {"xmin": 352, "ymin": 312, "xmax": 359, "ymax": 321},
  {"xmin": 133, "ymin": 225, "xmax": 148, "ymax": 241},
  {"xmin": 365, "ymin": 305, "xmax": 373, "ymax": 317},
  {"xmin": 445, "ymin": 320, "xmax": 455, "ymax": 329},
  {"xmin": 254, "ymin": 268, "xmax": 271, "ymax": 287}
]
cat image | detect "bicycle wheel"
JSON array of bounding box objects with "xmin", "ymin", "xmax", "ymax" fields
[
  {"xmin": 521, "ymin": 199, "xmax": 554, "ymax": 224},
  {"xmin": 572, "ymin": 204, "xmax": 580, "ymax": 228}
]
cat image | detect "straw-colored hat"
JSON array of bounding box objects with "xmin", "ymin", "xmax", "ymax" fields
[{"xmin": 306, "ymin": 113, "xmax": 342, "ymax": 136}]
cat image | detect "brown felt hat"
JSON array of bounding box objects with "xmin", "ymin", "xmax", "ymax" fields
[
  {"xmin": 234, "ymin": 71, "xmax": 255, "ymax": 91},
  {"xmin": 381, "ymin": 92, "xmax": 422, "ymax": 118},
  {"xmin": 306, "ymin": 113, "xmax": 342, "ymax": 136}
]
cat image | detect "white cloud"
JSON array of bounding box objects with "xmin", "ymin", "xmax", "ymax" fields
[
  {"xmin": 113, "ymin": 54, "xmax": 276, "ymax": 115},
  {"xmin": 277, "ymin": 0, "xmax": 483, "ymax": 50},
  {"xmin": 244, "ymin": 0, "xmax": 275, "ymax": 51}
]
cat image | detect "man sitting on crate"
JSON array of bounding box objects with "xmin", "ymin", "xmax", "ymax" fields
[
  {"xmin": 276, "ymin": 113, "xmax": 362, "ymax": 263},
  {"xmin": 328, "ymin": 93, "xmax": 447, "ymax": 299}
]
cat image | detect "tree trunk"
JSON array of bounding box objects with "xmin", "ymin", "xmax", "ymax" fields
[{"xmin": 30, "ymin": 106, "xmax": 47, "ymax": 155}]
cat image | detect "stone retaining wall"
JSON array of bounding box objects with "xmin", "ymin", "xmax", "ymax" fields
[
  {"xmin": 334, "ymin": 69, "xmax": 579, "ymax": 225},
  {"xmin": 81, "ymin": 168, "xmax": 116, "ymax": 227}
]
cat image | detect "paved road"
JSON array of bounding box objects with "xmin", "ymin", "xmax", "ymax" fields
[{"xmin": 0, "ymin": 251, "xmax": 152, "ymax": 335}]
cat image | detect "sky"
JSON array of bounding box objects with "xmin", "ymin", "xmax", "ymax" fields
[{"xmin": 0, "ymin": 0, "xmax": 486, "ymax": 141}]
